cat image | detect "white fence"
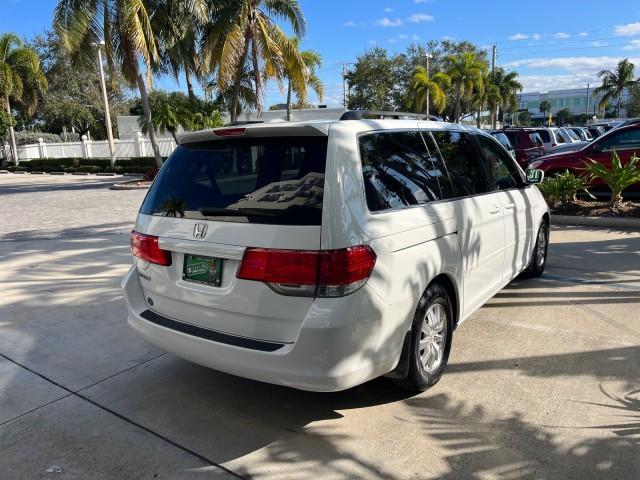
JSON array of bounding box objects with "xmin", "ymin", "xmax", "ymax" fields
[{"xmin": 1, "ymin": 133, "xmax": 177, "ymax": 163}]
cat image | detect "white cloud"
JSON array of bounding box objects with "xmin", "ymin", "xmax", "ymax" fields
[
  {"xmin": 614, "ymin": 22, "xmax": 640, "ymax": 36},
  {"xmin": 554, "ymin": 32, "xmax": 570, "ymax": 39},
  {"xmin": 590, "ymin": 41, "xmax": 609, "ymax": 47},
  {"xmin": 383, "ymin": 7, "xmax": 394, "ymax": 12},
  {"xmin": 506, "ymin": 55, "xmax": 640, "ymax": 72},
  {"xmin": 578, "ymin": 32, "xmax": 588, "ymax": 37},
  {"xmin": 342, "ymin": 20, "xmax": 356, "ymax": 27},
  {"xmin": 518, "ymin": 73, "xmax": 600, "ymax": 92},
  {"xmin": 414, "ymin": 0, "xmax": 432, "ymax": 3},
  {"xmin": 369, "ymin": 40, "xmax": 378, "ymax": 45},
  {"xmin": 376, "ymin": 17, "xmax": 403, "ymax": 27},
  {"xmin": 624, "ymin": 39, "xmax": 640, "ymax": 50},
  {"xmin": 509, "ymin": 32, "xmax": 541, "ymax": 41},
  {"xmin": 407, "ymin": 13, "xmax": 434, "ymax": 23},
  {"xmin": 412, "ymin": 34, "xmax": 421, "ymax": 41},
  {"xmin": 389, "ymin": 34, "xmax": 409, "ymax": 44}
]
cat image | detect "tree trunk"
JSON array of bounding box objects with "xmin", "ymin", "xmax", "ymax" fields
[
  {"xmin": 251, "ymin": 40, "xmax": 262, "ymax": 115},
  {"xmin": 455, "ymin": 90, "xmax": 462, "ymax": 123},
  {"xmin": 4, "ymin": 96, "xmax": 18, "ymax": 165},
  {"xmin": 229, "ymin": 39, "xmax": 250, "ymax": 123},
  {"xmin": 476, "ymin": 108, "xmax": 481, "ymax": 128},
  {"xmin": 286, "ymin": 80, "xmax": 292, "ymax": 121},
  {"xmin": 185, "ymin": 69, "xmax": 197, "ymax": 105},
  {"xmin": 136, "ymin": 73, "xmax": 163, "ymax": 168}
]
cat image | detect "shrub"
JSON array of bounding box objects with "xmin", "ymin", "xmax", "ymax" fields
[
  {"xmin": 65, "ymin": 167, "xmax": 76, "ymax": 173},
  {"xmin": 78, "ymin": 158, "xmax": 112, "ymax": 168},
  {"xmin": 15, "ymin": 166, "xmax": 31, "ymax": 172},
  {"xmin": 103, "ymin": 166, "xmax": 124, "ymax": 174},
  {"xmin": 583, "ymin": 151, "xmax": 640, "ymax": 207},
  {"xmin": 14, "ymin": 131, "xmax": 62, "ymax": 146},
  {"xmin": 537, "ymin": 171, "xmax": 591, "ymax": 207},
  {"xmin": 77, "ymin": 165, "xmax": 103, "ymax": 173}
]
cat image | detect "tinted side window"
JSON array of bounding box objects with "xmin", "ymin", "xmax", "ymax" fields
[
  {"xmin": 475, "ymin": 134, "xmax": 523, "ymax": 191},
  {"xmin": 599, "ymin": 128, "xmax": 640, "ymax": 151},
  {"xmin": 358, "ymin": 131, "xmax": 444, "ymax": 212},
  {"xmin": 431, "ymin": 130, "xmax": 490, "ymax": 197}
]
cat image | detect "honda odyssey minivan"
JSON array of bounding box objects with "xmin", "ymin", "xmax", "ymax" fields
[{"xmin": 123, "ymin": 112, "xmax": 549, "ymax": 392}]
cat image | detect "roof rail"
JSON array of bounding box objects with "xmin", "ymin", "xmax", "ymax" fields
[{"xmin": 339, "ymin": 110, "xmax": 442, "ymax": 121}]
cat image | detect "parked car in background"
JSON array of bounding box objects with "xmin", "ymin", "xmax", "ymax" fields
[
  {"xmin": 123, "ymin": 114, "xmax": 550, "ymax": 392},
  {"xmin": 569, "ymin": 127, "xmax": 593, "ymax": 142},
  {"xmin": 532, "ymin": 127, "xmax": 569, "ymax": 150},
  {"xmin": 502, "ymin": 128, "xmax": 545, "ymax": 168},
  {"xmin": 488, "ymin": 130, "xmax": 516, "ymax": 160},
  {"xmin": 530, "ymin": 123, "xmax": 640, "ymax": 190},
  {"xmin": 587, "ymin": 126, "xmax": 606, "ymax": 138},
  {"xmin": 559, "ymin": 128, "xmax": 582, "ymax": 144}
]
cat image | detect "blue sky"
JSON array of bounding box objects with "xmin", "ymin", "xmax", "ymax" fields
[{"xmin": 2, "ymin": 0, "xmax": 640, "ymax": 107}]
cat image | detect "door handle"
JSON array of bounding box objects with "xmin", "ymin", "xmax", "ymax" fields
[
  {"xmin": 504, "ymin": 203, "xmax": 515, "ymax": 210},
  {"xmin": 488, "ymin": 206, "xmax": 501, "ymax": 214}
]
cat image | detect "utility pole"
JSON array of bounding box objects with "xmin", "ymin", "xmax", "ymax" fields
[
  {"xmin": 342, "ymin": 64, "xmax": 348, "ymax": 110},
  {"xmin": 96, "ymin": 42, "xmax": 116, "ymax": 166},
  {"xmin": 491, "ymin": 45, "xmax": 497, "ymax": 129},
  {"xmin": 585, "ymin": 83, "xmax": 590, "ymax": 117}
]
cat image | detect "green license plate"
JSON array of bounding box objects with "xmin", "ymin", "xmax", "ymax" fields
[{"xmin": 183, "ymin": 254, "xmax": 223, "ymax": 287}]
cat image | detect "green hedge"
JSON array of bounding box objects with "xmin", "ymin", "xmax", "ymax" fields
[{"xmin": 77, "ymin": 165, "xmax": 103, "ymax": 173}]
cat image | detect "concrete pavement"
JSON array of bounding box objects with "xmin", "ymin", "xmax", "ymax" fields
[{"xmin": 0, "ymin": 175, "xmax": 638, "ymax": 479}]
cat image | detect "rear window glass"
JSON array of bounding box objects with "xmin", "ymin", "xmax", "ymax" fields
[
  {"xmin": 503, "ymin": 131, "xmax": 520, "ymax": 146},
  {"xmin": 140, "ymin": 136, "xmax": 327, "ymax": 225},
  {"xmin": 358, "ymin": 130, "xmax": 445, "ymax": 212},
  {"xmin": 491, "ymin": 132, "xmax": 512, "ymax": 149},
  {"xmin": 529, "ymin": 133, "xmax": 543, "ymax": 146},
  {"xmin": 535, "ymin": 130, "xmax": 551, "ymax": 143}
]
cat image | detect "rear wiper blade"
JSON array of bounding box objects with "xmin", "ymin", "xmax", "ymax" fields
[{"xmin": 198, "ymin": 207, "xmax": 277, "ymax": 217}]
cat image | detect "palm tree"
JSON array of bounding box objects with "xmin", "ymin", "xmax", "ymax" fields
[
  {"xmin": 0, "ymin": 33, "xmax": 47, "ymax": 163},
  {"xmin": 138, "ymin": 92, "xmax": 193, "ymax": 143},
  {"xmin": 492, "ymin": 68, "xmax": 522, "ymax": 128},
  {"xmin": 594, "ymin": 59, "xmax": 637, "ymax": 118},
  {"xmin": 406, "ymin": 66, "xmax": 450, "ymax": 115},
  {"xmin": 445, "ymin": 52, "xmax": 486, "ymax": 122},
  {"xmin": 152, "ymin": 0, "xmax": 208, "ymax": 105},
  {"xmin": 539, "ymin": 100, "xmax": 551, "ymax": 121},
  {"xmin": 283, "ymin": 39, "xmax": 323, "ymax": 121},
  {"xmin": 472, "ymin": 74, "xmax": 501, "ymax": 128},
  {"xmin": 54, "ymin": 0, "xmax": 207, "ymax": 168},
  {"xmin": 201, "ymin": 0, "xmax": 307, "ymax": 123}
]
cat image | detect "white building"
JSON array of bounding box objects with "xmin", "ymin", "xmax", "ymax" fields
[{"xmin": 516, "ymin": 87, "xmax": 630, "ymax": 119}]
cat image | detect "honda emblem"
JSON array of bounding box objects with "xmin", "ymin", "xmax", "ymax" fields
[{"xmin": 193, "ymin": 223, "xmax": 208, "ymax": 239}]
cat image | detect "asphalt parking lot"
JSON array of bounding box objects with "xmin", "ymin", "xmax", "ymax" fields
[{"xmin": 1, "ymin": 174, "xmax": 639, "ymax": 479}]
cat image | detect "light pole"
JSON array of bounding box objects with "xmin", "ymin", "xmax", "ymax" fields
[{"xmin": 96, "ymin": 41, "xmax": 116, "ymax": 166}]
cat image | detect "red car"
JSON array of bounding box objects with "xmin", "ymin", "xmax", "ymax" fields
[
  {"xmin": 529, "ymin": 124, "xmax": 640, "ymax": 189},
  {"xmin": 502, "ymin": 128, "xmax": 546, "ymax": 169}
]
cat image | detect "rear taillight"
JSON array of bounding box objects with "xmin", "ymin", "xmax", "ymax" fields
[
  {"xmin": 213, "ymin": 127, "xmax": 246, "ymax": 137},
  {"xmin": 237, "ymin": 246, "xmax": 377, "ymax": 297},
  {"xmin": 131, "ymin": 230, "xmax": 172, "ymax": 266}
]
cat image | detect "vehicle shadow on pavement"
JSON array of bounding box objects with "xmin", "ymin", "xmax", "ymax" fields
[{"xmin": 0, "ymin": 177, "xmax": 125, "ymax": 196}]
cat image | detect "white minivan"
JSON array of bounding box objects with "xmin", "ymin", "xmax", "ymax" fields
[{"xmin": 123, "ymin": 113, "xmax": 549, "ymax": 392}]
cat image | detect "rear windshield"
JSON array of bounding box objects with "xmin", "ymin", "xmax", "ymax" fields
[
  {"xmin": 503, "ymin": 131, "xmax": 520, "ymax": 146},
  {"xmin": 140, "ymin": 136, "xmax": 328, "ymax": 225},
  {"xmin": 535, "ymin": 130, "xmax": 551, "ymax": 143},
  {"xmin": 529, "ymin": 133, "xmax": 543, "ymax": 146},
  {"xmin": 492, "ymin": 132, "xmax": 512, "ymax": 149}
]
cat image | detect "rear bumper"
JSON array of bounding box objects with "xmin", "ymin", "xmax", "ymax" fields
[{"xmin": 122, "ymin": 266, "xmax": 411, "ymax": 392}]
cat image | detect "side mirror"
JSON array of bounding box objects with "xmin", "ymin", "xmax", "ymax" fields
[{"xmin": 526, "ymin": 168, "xmax": 544, "ymax": 184}]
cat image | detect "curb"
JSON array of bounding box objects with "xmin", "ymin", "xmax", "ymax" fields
[
  {"xmin": 110, "ymin": 184, "xmax": 150, "ymax": 190},
  {"xmin": 551, "ymin": 214, "xmax": 640, "ymax": 229}
]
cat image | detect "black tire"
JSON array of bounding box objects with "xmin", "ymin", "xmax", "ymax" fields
[
  {"xmin": 395, "ymin": 284, "xmax": 453, "ymax": 392},
  {"xmin": 523, "ymin": 219, "xmax": 549, "ymax": 277}
]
